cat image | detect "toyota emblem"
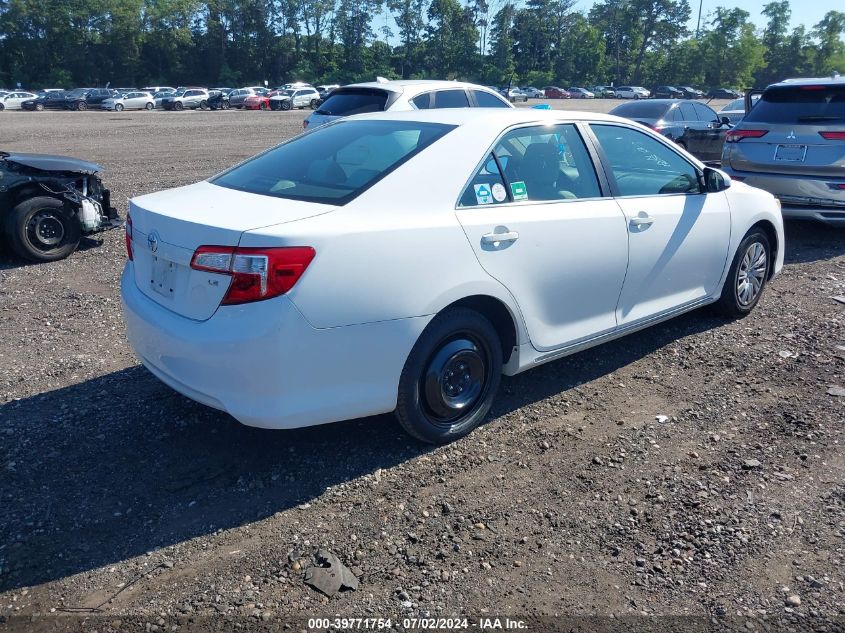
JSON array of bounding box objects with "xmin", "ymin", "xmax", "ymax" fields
[{"xmin": 148, "ymin": 231, "xmax": 159, "ymax": 253}]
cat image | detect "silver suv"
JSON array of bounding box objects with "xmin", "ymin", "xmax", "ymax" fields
[
  {"xmin": 721, "ymin": 75, "xmax": 845, "ymax": 224},
  {"xmin": 161, "ymin": 88, "xmax": 209, "ymax": 111}
]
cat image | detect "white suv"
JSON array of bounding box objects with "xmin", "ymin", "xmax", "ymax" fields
[
  {"xmin": 304, "ymin": 80, "xmax": 512, "ymax": 129},
  {"xmin": 270, "ymin": 86, "xmax": 321, "ymax": 111}
]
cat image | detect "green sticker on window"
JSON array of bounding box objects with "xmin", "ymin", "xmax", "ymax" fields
[{"xmin": 511, "ymin": 181, "xmax": 528, "ymax": 200}]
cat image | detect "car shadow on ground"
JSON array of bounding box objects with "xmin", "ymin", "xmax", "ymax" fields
[
  {"xmin": 783, "ymin": 220, "xmax": 844, "ymax": 264},
  {"xmin": 0, "ymin": 237, "xmax": 105, "ymax": 270},
  {"xmin": 0, "ymin": 306, "xmax": 722, "ymax": 593}
]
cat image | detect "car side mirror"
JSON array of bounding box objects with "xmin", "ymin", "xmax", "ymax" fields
[
  {"xmin": 704, "ymin": 166, "xmax": 731, "ymax": 193},
  {"xmin": 720, "ymin": 116, "xmax": 731, "ymax": 127}
]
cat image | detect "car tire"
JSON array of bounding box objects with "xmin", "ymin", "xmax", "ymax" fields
[
  {"xmin": 5, "ymin": 196, "xmax": 81, "ymax": 263},
  {"xmin": 145, "ymin": 102, "xmax": 153, "ymax": 110},
  {"xmin": 174, "ymin": 101, "xmax": 183, "ymax": 111},
  {"xmin": 259, "ymin": 102, "xmax": 268, "ymax": 110},
  {"xmin": 310, "ymin": 99, "xmax": 318, "ymax": 109},
  {"xmin": 0, "ymin": 103, "xmax": 4, "ymax": 111},
  {"xmin": 281, "ymin": 100, "xmax": 292, "ymax": 111},
  {"xmin": 76, "ymin": 101, "xmax": 87, "ymax": 111},
  {"xmin": 395, "ymin": 308, "xmax": 502, "ymax": 444},
  {"xmin": 715, "ymin": 229, "xmax": 771, "ymax": 318},
  {"xmin": 115, "ymin": 103, "xmax": 124, "ymax": 112},
  {"xmin": 199, "ymin": 100, "xmax": 208, "ymax": 110},
  {"xmin": 35, "ymin": 103, "xmax": 45, "ymax": 111}
]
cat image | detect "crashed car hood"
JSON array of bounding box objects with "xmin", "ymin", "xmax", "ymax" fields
[{"xmin": 0, "ymin": 152, "xmax": 103, "ymax": 174}]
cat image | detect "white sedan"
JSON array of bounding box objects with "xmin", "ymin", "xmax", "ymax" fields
[
  {"xmin": 121, "ymin": 109, "xmax": 784, "ymax": 444},
  {"xmin": 615, "ymin": 86, "xmax": 651, "ymax": 99},
  {"xmin": 101, "ymin": 91, "xmax": 155, "ymax": 111},
  {"xmin": 0, "ymin": 91, "xmax": 37, "ymax": 110}
]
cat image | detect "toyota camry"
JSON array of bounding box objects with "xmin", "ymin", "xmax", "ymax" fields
[{"xmin": 121, "ymin": 109, "xmax": 784, "ymax": 444}]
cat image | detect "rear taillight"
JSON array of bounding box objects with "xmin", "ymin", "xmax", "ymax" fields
[
  {"xmin": 125, "ymin": 214, "xmax": 133, "ymax": 260},
  {"xmin": 725, "ymin": 129, "xmax": 769, "ymax": 143},
  {"xmin": 819, "ymin": 131, "xmax": 845, "ymax": 140},
  {"xmin": 303, "ymin": 120, "xmax": 309, "ymax": 129},
  {"xmin": 190, "ymin": 246, "xmax": 315, "ymax": 305}
]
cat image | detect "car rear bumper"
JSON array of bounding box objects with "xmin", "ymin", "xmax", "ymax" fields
[
  {"xmin": 121, "ymin": 264, "xmax": 428, "ymax": 429},
  {"xmin": 721, "ymin": 167, "xmax": 845, "ymax": 223}
]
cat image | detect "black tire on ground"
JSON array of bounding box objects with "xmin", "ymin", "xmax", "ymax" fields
[
  {"xmin": 280, "ymin": 99, "xmax": 292, "ymax": 111},
  {"xmin": 5, "ymin": 196, "xmax": 81, "ymax": 262},
  {"xmin": 715, "ymin": 229, "xmax": 771, "ymax": 318},
  {"xmin": 174, "ymin": 101, "xmax": 183, "ymax": 111},
  {"xmin": 259, "ymin": 102, "xmax": 268, "ymax": 110},
  {"xmin": 0, "ymin": 103, "xmax": 4, "ymax": 111},
  {"xmin": 115, "ymin": 103, "xmax": 124, "ymax": 111},
  {"xmin": 35, "ymin": 103, "xmax": 44, "ymax": 111},
  {"xmin": 310, "ymin": 99, "xmax": 318, "ymax": 109},
  {"xmin": 200, "ymin": 100, "xmax": 208, "ymax": 110},
  {"xmin": 76, "ymin": 101, "xmax": 87, "ymax": 110},
  {"xmin": 145, "ymin": 102, "xmax": 154, "ymax": 110},
  {"xmin": 395, "ymin": 308, "xmax": 502, "ymax": 444}
]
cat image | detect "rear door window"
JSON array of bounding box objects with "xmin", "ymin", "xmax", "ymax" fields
[
  {"xmin": 433, "ymin": 90, "xmax": 469, "ymax": 108},
  {"xmin": 744, "ymin": 84, "xmax": 845, "ymax": 123},
  {"xmin": 316, "ymin": 89, "xmax": 389, "ymax": 116},
  {"xmin": 692, "ymin": 102, "xmax": 717, "ymax": 121},
  {"xmin": 679, "ymin": 103, "xmax": 697, "ymax": 121},
  {"xmin": 472, "ymin": 90, "xmax": 510, "ymax": 108},
  {"xmin": 412, "ymin": 93, "xmax": 432, "ymax": 109}
]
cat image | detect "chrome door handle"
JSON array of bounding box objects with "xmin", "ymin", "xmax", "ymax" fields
[
  {"xmin": 629, "ymin": 214, "xmax": 654, "ymax": 228},
  {"xmin": 481, "ymin": 231, "xmax": 519, "ymax": 245}
]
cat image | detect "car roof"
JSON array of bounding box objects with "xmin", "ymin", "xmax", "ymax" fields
[
  {"xmin": 772, "ymin": 74, "xmax": 844, "ymax": 87},
  {"xmin": 340, "ymin": 79, "xmax": 499, "ymax": 95},
  {"xmin": 343, "ymin": 107, "xmax": 625, "ymax": 128}
]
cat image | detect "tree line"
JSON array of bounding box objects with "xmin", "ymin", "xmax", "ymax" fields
[{"xmin": 0, "ymin": 0, "xmax": 843, "ymax": 91}]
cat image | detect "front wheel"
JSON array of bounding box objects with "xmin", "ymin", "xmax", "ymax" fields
[
  {"xmin": 35, "ymin": 103, "xmax": 45, "ymax": 111},
  {"xmin": 259, "ymin": 101, "xmax": 268, "ymax": 110},
  {"xmin": 174, "ymin": 101, "xmax": 183, "ymax": 111},
  {"xmin": 5, "ymin": 196, "xmax": 81, "ymax": 262},
  {"xmin": 114, "ymin": 103, "xmax": 124, "ymax": 112},
  {"xmin": 715, "ymin": 229, "xmax": 771, "ymax": 318},
  {"xmin": 76, "ymin": 101, "xmax": 87, "ymax": 110},
  {"xmin": 200, "ymin": 100, "xmax": 208, "ymax": 110},
  {"xmin": 310, "ymin": 99, "xmax": 318, "ymax": 109},
  {"xmin": 145, "ymin": 102, "xmax": 154, "ymax": 110},
  {"xmin": 395, "ymin": 308, "xmax": 502, "ymax": 444},
  {"xmin": 280, "ymin": 100, "xmax": 292, "ymax": 111}
]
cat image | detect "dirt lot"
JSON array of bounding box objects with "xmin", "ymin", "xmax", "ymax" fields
[{"xmin": 1, "ymin": 104, "xmax": 843, "ymax": 630}]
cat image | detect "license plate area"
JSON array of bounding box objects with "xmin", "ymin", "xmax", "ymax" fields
[
  {"xmin": 150, "ymin": 256, "xmax": 176, "ymax": 298},
  {"xmin": 774, "ymin": 144, "xmax": 807, "ymax": 162}
]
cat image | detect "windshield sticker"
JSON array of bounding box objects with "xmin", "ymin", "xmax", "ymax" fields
[
  {"xmin": 491, "ymin": 183, "xmax": 507, "ymax": 202},
  {"xmin": 511, "ymin": 181, "xmax": 528, "ymax": 200},
  {"xmin": 474, "ymin": 184, "xmax": 493, "ymax": 205}
]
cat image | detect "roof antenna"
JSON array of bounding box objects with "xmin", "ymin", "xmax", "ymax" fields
[{"xmin": 376, "ymin": 76, "xmax": 389, "ymax": 84}]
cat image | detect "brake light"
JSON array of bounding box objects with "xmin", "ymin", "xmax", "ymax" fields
[
  {"xmin": 190, "ymin": 246, "xmax": 315, "ymax": 305},
  {"xmin": 799, "ymin": 85, "xmax": 826, "ymax": 90},
  {"xmin": 819, "ymin": 131, "xmax": 845, "ymax": 140},
  {"xmin": 725, "ymin": 129, "xmax": 769, "ymax": 142},
  {"xmin": 125, "ymin": 214, "xmax": 133, "ymax": 260}
]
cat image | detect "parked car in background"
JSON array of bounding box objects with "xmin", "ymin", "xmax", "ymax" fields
[
  {"xmin": 592, "ymin": 86, "xmax": 617, "ymax": 98},
  {"xmin": 303, "ymin": 80, "xmax": 511, "ymax": 129},
  {"xmin": 153, "ymin": 91, "xmax": 175, "ymax": 108},
  {"xmin": 63, "ymin": 88, "xmax": 120, "ymax": 110},
  {"xmin": 721, "ymin": 75, "xmax": 845, "ymax": 224},
  {"xmin": 678, "ymin": 86, "xmax": 705, "ymax": 99},
  {"xmin": 615, "ymin": 86, "xmax": 651, "ymax": 99},
  {"xmin": 160, "ymin": 88, "xmax": 209, "ymax": 111},
  {"xmin": 207, "ymin": 89, "xmax": 231, "ymax": 110},
  {"xmin": 121, "ymin": 108, "xmax": 783, "ymax": 444},
  {"xmin": 718, "ymin": 97, "xmax": 748, "ymax": 124},
  {"xmin": 652, "ymin": 85, "xmax": 684, "ymax": 99},
  {"xmin": 281, "ymin": 82, "xmax": 312, "ymax": 91},
  {"xmin": 101, "ymin": 91, "xmax": 155, "ymax": 111},
  {"xmin": 316, "ymin": 84, "xmax": 340, "ymax": 99},
  {"xmin": 227, "ymin": 88, "xmax": 257, "ymax": 108},
  {"xmin": 504, "ymin": 88, "xmax": 528, "ymax": 103},
  {"xmin": 0, "ymin": 91, "xmax": 38, "ymax": 110},
  {"xmin": 243, "ymin": 94, "xmax": 271, "ymax": 110},
  {"xmin": 270, "ymin": 86, "xmax": 320, "ymax": 110},
  {"xmin": 568, "ymin": 87, "xmax": 595, "ymax": 99},
  {"xmin": 114, "ymin": 88, "xmax": 139, "ymax": 96},
  {"xmin": 709, "ymin": 87, "xmax": 742, "ymax": 99},
  {"xmin": 143, "ymin": 86, "xmax": 176, "ymax": 95},
  {"xmin": 543, "ymin": 86, "xmax": 571, "ymax": 99},
  {"xmin": 610, "ymin": 99, "xmax": 731, "ymax": 162},
  {"xmin": 21, "ymin": 91, "xmax": 68, "ymax": 111},
  {"xmin": 522, "ymin": 87, "xmax": 544, "ymax": 98}
]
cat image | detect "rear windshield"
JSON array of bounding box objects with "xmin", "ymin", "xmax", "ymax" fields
[
  {"xmin": 212, "ymin": 119, "xmax": 455, "ymax": 205},
  {"xmin": 744, "ymin": 85, "xmax": 845, "ymax": 123},
  {"xmin": 610, "ymin": 101, "xmax": 670, "ymax": 118},
  {"xmin": 315, "ymin": 88, "xmax": 389, "ymax": 116}
]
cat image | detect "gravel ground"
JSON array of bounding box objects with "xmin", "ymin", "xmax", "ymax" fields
[{"xmin": 0, "ymin": 105, "xmax": 843, "ymax": 630}]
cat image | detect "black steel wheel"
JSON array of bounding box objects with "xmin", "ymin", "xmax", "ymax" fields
[
  {"xmin": 5, "ymin": 196, "xmax": 81, "ymax": 262},
  {"xmin": 396, "ymin": 308, "xmax": 502, "ymax": 444}
]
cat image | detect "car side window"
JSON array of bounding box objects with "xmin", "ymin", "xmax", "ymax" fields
[
  {"xmin": 412, "ymin": 93, "xmax": 432, "ymax": 109},
  {"xmin": 459, "ymin": 124, "xmax": 602, "ymax": 206},
  {"xmin": 433, "ymin": 89, "xmax": 469, "ymax": 109},
  {"xmin": 692, "ymin": 102, "xmax": 717, "ymax": 122},
  {"xmin": 679, "ymin": 102, "xmax": 697, "ymax": 120},
  {"xmin": 590, "ymin": 124, "xmax": 702, "ymax": 196},
  {"xmin": 472, "ymin": 90, "xmax": 509, "ymax": 108}
]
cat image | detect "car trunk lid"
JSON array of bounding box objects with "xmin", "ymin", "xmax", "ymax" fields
[{"xmin": 129, "ymin": 181, "xmax": 333, "ymax": 321}]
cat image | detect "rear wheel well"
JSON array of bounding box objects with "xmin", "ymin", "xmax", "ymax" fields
[
  {"xmin": 748, "ymin": 220, "xmax": 778, "ymax": 279},
  {"xmin": 444, "ymin": 296, "xmax": 517, "ymax": 364}
]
